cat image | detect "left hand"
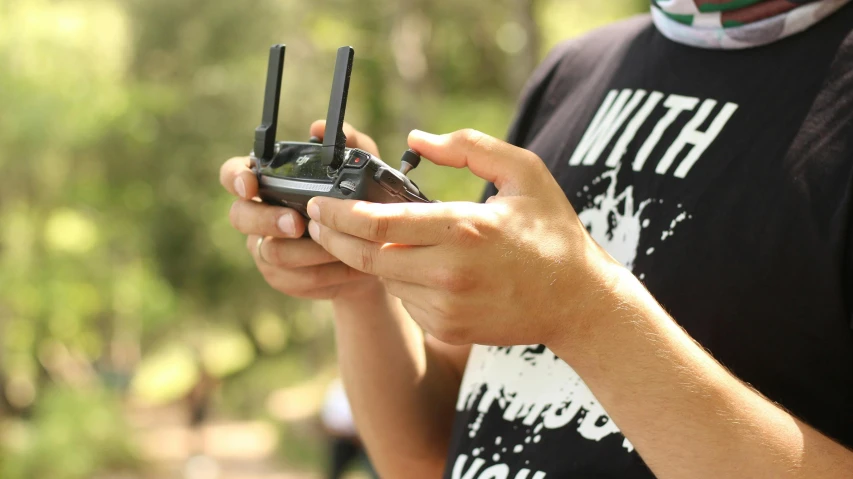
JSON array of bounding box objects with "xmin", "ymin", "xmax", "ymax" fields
[{"xmin": 306, "ymin": 129, "xmax": 621, "ymax": 346}]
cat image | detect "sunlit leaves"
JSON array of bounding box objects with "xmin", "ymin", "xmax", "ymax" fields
[
  {"xmin": 43, "ymin": 209, "xmax": 99, "ymax": 254},
  {"xmin": 251, "ymin": 310, "xmax": 290, "ymax": 355},
  {"xmin": 201, "ymin": 328, "xmax": 256, "ymax": 378},
  {"xmin": 538, "ymin": 0, "xmax": 648, "ymax": 50},
  {"xmin": 130, "ymin": 343, "xmax": 199, "ymax": 405},
  {"xmin": 0, "ymin": 386, "xmax": 139, "ymax": 479},
  {"xmin": 0, "ymin": 1, "xmax": 131, "ymax": 148}
]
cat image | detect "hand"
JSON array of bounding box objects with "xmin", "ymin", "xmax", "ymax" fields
[
  {"xmin": 220, "ymin": 121, "xmax": 383, "ymax": 302},
  {"xmin": 304, "ymin": 129, "xmax": 622, "ymax": 345}
]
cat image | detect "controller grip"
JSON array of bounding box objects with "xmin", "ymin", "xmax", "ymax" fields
[
  {"xmin": 256, "ymin": 173, "xmax": 428, "ymax": 238},
  {"xmin": 257, "ymin": 185, "xmax": 312, "ymax": 237}
]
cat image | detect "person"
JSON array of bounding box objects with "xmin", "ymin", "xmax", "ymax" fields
[
  {"xmin": 220, "ymin": 0, "xmax": 853, "ymax": 477},
  {"xmin": 321, "ymin": 379, "xmax": 378, "ymax": 479}
]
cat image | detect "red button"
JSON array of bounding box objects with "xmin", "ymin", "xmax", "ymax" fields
[{"xmin": 346, "ymin": 151, "xmax": 370, "ymax": 169}]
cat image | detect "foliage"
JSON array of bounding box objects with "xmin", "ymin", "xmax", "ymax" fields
[
  {"xmin": 0, "ymin": 386, "xmax": 140, "ymax": 479},
  {"xmin": 0, "ymin": 0, "xmax": 646, "ymax": 475}
]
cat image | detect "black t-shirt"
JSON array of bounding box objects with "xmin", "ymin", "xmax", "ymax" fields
[{"xmin": 444, "ymin": 7, "xmax": 853, "ymax": 479}]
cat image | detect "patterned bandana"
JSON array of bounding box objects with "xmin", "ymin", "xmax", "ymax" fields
[{"xmin": 651, "ymin": 0, "xmax": 852, "ymax": 49}]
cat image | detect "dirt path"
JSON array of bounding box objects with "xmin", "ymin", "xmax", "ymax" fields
[{"xmin": 123, "ymin": 405, "xmax": 321, "ymax": 479}]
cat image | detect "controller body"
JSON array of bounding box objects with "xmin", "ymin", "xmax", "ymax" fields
[
  {"xmin": 252, "ymin": 141, "xmax": 429, "ymax": 220},
  {"xmin": 248, "ymin": 44, "xmax": 430, "ymax": 232}
]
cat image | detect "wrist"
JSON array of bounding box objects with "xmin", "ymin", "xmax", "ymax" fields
[
  {"xmin": 331, "ymin": 279, "xmax": 396, "ymax": 320},
  {"xmin": 332, "ymin": 278, "xmax": 385, "ymax": 306},
  {"xmin": 544, "ymin": 245, "xmax": 634, "ymax": 358}
]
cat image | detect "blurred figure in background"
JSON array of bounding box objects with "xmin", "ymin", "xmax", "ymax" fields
[
  {"xmin": 183, "ymin": 369, "xmax": 221, "ymax": 479},
  {"xmin": 321, "ymin": 379, "xmax": 376, "ymax": 479}
]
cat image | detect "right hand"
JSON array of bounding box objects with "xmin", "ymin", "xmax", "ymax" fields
[{"xmin": 219, "ymin": 121, "xmax": 383, "ymax": 301}]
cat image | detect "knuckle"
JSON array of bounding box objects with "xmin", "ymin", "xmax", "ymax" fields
[
  {"xmin": 430, "ymin": 323, "xmax": 468, "ymax": 346},
  {"xmin": 455, "ymin": 129, "xmax": 490, "ymax": 168},
  {"xmin": 230, "ymin": 201, "xmax": 242, "ymax": 229},
  {"xmin": 431, "ymin": 295, "xmax": 458, "ymax": 320},
  {"xmin": 326, "ymin": 207, "xmax": 339, "ymax": 232},
  {"xmin": 459, "ymin": 128, "xmax": 487, "ymax": 151},
  {"xmin": 356, "ymin": 244, "xmax": 376, "ymax": 273},
  {"xmin": 457, "ymin": 128, "xmax": 483, "ymax": 145},
  {"xmin": 317, "ymin": 228, "xmax": 334, "ymax": 252},
  {"xmin": 432, "ymin": 266, "xmax": 476, "ymax": 293},
  {"xmin": 266, "ymin": 209, "xmax": 280, "ymax": 235},
  {"xmin": 526, "ymin": 151, "xmax": 548, "ymax": 173},
  {"xmin": 448, "ymin": 219, "xmax": 485, "ymax": 247},
  {"xmin": 259, "ymin": 267, "xmax": 283, "ymax": 291},
  {"xmin": 368, "ymin": 214, "xmax": 390, "ymax": 242},
  {"xmin": 265, "ymin": 240, "xmax": 288, "ymax": 267},
  {"xmin": 300, "ymin": 266, "xmax": 325, "ymax": 286},
  {"xmin": 259, "ymin": 267, "xmax": 302, "ymax": 297},
  {"xmin": 526, "ymin": 150, "xmax": 543, "ymax": 164}
]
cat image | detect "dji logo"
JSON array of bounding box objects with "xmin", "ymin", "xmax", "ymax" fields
[{"xmin": 295, "ymin": 155, "xmax": 311, "ymax": 166}]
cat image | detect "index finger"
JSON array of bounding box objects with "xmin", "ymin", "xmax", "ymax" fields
[
  {"xmin": 408, "ymin": 129, "xmax": 545, "ymax": 196},
  {"xmin": 220, "ymin": 156, "xmax": 259, "ymax": 199},
  {"xmin": 307, "ymin": 197, "xmax": 482, "ymax": 246},
  {"xmin": 310, "ymin": 120, "xmax": 380, "ymax": 157}
]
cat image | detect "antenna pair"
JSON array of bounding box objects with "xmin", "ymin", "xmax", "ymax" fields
[{"xmin": 254, "ymin": 44, "xmax": 353, "ymax": 170}]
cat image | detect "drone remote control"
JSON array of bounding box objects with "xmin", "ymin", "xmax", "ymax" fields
[{"xmin": 250, "ymin": 45, "xmax": 430, "ymax": 232}]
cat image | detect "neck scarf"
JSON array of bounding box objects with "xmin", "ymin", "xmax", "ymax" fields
[{"xmin": 651, "ymin": 0, "xmax": 851, "ymax": 49}]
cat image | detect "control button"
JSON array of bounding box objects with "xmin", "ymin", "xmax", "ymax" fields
[
  {"xmin": 374, "ymin": 168, "xmax": 404, "ymax": 194},
  {"xmin": 339, "ymin": 180, "xmax": 357, "ymax": 195},
  {"xmin": 345, "ymin": 149, "xmax": 370, "ymax": 169}
]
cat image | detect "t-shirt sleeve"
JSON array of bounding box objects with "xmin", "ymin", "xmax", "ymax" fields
[{"xmin": 480, "ymin": 42, "xmax": 575, "ymax": 202}]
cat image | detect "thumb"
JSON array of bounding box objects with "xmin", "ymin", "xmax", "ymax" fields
[{"xmin": 408, "ymin": 129, "xmax": 544, "ymax": 196}]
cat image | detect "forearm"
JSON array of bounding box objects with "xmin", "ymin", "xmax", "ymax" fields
[
  {"xmin": 549, "ymin": 264, "xmax": 853, "ymax": 479},
  {"xmin": 332, "ymin": 284, "xmax": 465, "ymax": 478}
]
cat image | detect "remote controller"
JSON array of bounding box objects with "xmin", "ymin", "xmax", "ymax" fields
[{"xmin": 249, "ymin": 45, "xmax": 430, "ymax": 232}]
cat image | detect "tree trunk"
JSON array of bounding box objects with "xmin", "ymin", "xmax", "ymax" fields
[
  {"xmin": 508, "ymin": 0, "xmax": 542, "ymax": 96},
  {"xmin": 391, "ymin": 0, "xmax": 431, "ymax": 150}
]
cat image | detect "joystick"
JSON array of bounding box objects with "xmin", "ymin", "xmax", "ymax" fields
[
  {"xmin": 249, "ymin": 44, "xmax": 431, "ymax": 233},
  {"xmin": 399, "ymin": 149, "xmax": 421, "ymax": 176}
]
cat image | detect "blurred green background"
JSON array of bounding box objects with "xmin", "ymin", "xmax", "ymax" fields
[{"xmin": 0, "ymin": 1, "xmax": 646, "ymax": 477}]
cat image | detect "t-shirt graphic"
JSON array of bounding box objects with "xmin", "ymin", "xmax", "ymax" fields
[
  {"xmin": 570, "ymin": 88, "xmax": 737, "ymax": 273},
  {"xmin": 444, "ymin": 8, "xmax": 853, "ymax": 479}
]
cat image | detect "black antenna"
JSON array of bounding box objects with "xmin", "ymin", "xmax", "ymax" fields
[
  {"xmin": 254, "ymin": 44, "xmax": 286, "ymax": 162},
  {"xmin": 322, "ymin": 46, "xmax": 355, "ymax": 169}
]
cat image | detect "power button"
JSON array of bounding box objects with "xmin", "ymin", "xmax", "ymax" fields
[{"xmin": 345, "ymin": 149, "xmax": 370, "ymax": 169}]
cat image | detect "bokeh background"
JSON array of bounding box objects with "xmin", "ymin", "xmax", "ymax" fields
[{"xmin": 0, "ymin": 1, "xmax": 646, "ymax": 478}]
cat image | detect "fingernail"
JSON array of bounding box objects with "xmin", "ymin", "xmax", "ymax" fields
[
  {"xmin": 308, "ymin": 220, "xmax": 320, "ymax": 240},
  {"xmin": 235, "ymin": 177, "xmax": 247, "ymax": 198},
  {"xmin": 307, "ymin": 201, "xmax": 321, "ymax": 220},
  {"xmin": 277, "ymin": 214, "xmax": 295, "ymax": 236}
]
